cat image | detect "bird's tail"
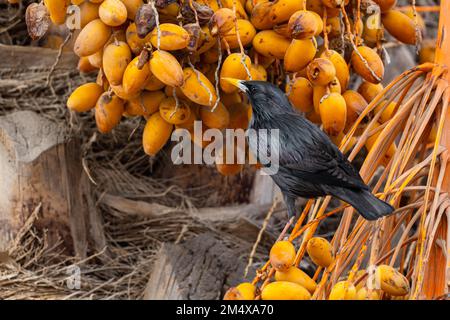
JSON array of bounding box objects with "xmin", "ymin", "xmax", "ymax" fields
[{"xmin": 332, "ymin": 188, "xmax": 394, "ymax": 221}]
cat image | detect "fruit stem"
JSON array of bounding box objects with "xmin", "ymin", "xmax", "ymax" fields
[
  {"xmin": 415, "ymin": 1, "xmax": 450, "ymax": 299},
  {"xmin": 434, "ymin": 0, "xmax": 450, "ymax": 200}
]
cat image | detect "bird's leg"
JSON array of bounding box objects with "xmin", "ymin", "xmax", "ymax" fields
[{"xmin": 283, "ymin": 194, "xmax": 297, "ymax": 220}]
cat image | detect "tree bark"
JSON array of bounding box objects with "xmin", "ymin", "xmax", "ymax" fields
[
  {"xmin": 143, "ymin": 232, "xmax": 252, "ymax": 300},
  {"xmin": 0, "ymin": 111, "xmax": 105, "ymax": 258},
  {"xmin": 250, "ymin": 172, "xmax": 280, "ymax": 206},
  {"xmin": 0, "ymin": 44, "xmax": 78, "ymax": 70}
]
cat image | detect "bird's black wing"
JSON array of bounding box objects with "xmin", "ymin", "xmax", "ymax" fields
[{"xmin": 270, "ymin": 112, "xmax": 368, "ymax": 190}]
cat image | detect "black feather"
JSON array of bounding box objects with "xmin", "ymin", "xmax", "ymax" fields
[{"xmin": 242, "ymin": 81, "xmax": 394, "ymax": 220}]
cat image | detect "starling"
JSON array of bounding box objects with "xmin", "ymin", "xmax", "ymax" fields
[{"xmin": 222, "ymin": 78, "xmax": 394, "ymax": 221}]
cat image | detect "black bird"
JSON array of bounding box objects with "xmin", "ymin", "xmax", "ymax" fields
[{"xmin": 222, "ymin": 78, "xmax": 394, "ymax": 221}]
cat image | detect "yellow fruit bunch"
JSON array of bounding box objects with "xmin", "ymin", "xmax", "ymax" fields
[
  {"xmin": 35, "ymin": 0, "xmax": 256, "ymax": 175},
  {"xmin": 225, "ymin": 237, "xmax": 411, "ymax": 300},
  {"xmin": 27, "ymin": 0, "xmax": 426, "ymax": 176},
  {"xmin": 279, "ymin": 0, "xmax": 425, "ymax": 161}
]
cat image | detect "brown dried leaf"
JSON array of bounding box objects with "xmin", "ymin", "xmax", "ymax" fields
[{"xmin": 26, "ymin": 3, "xmax": 50, "ymax": 41}]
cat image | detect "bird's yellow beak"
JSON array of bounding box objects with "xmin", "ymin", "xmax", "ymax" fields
[{"xmin": 221, "ymin": 77, "xmax": 242, "ymax": 89}]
